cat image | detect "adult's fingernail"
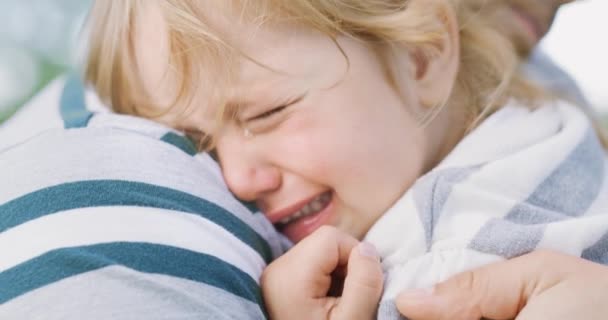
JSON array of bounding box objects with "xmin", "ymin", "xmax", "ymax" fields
[{"xmin": 358, "ymin": 241, "xmax": 379, "ymax": 260}]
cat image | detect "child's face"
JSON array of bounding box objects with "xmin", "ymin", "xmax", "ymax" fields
[
  {"xmin": 139, "ymin": 5, "xmax": 458, "ymax": 243},
  {"xmin": 486, "ymin": 0, "xmax": 575, "ymax": 56},
  {"xmin": 213, "ymin": 30, "xmax": 434, "ymax": 243}
]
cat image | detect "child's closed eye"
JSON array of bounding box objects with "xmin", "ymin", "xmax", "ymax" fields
[
  {"xmin": 248, "ymin": 105, "xmax": 289, "ymax": 121},
  {"xmin": 243, "ymin": 94, "xmax": 306, "ymax": 133}
]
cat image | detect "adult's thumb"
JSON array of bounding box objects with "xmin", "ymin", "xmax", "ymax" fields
[{"xmin": 395, "ymin": 255, "xmax": 539, "ymax": 320}]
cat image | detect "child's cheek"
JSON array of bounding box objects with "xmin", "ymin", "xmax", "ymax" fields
[{"xmin": 274, "ymin": 115, "xmax": 340, "ymax": 179}]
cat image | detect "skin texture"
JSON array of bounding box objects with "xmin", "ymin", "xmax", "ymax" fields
[
  {"xmin": 397, "ymin": 250, "xmax": 608, "ymax": 320},
  {"xmin": 129, "ymin": 1, "xmax": 464, "ymax": 244},
  {"xmin": 209, "ymin": 6, "xmax": 462, "ymax": 244},
  {"xmin": 216, "ymin": 30, "xmax": 432, "ymax": 243}
]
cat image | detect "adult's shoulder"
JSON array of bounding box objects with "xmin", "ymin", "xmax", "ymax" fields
[{"xmin": 0, "ymin": 75, "xmax": 287, "ymax": 319}]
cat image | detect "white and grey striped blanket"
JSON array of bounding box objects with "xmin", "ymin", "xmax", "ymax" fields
[{"xmin": 366, "ymin": 100, "xmax": 608, "ymax": 320}]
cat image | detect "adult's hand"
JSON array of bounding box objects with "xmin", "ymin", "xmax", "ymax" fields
[{"xmin": 396, "ymin": 250, "xmax": 608, "ymax": 320}]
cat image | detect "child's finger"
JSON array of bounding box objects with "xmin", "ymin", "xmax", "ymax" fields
[
  {"xmin": 331, "ymin": 242, "xmax": 384, "ymax": 320},
  {"xmin": 262, "ymin": 226, "xmax": 360, "ymax": 319},
  {"xmin": 296, "ymin": 225, "xmax": 359, "ymax": 277},
  {"xmin": 284, "ymin": 226, "xmax": 359, "ymax": 298}
]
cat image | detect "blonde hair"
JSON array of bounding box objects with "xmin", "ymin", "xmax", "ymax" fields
[{"xmin": 84, "ymin": 0, "xmax": 607, "ymax": 148}]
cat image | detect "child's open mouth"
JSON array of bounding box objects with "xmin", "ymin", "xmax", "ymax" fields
[{"xmin": 275, "ymin": 191, "xmax": 333, "ymax": 242}]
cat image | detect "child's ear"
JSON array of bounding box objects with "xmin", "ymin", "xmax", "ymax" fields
[{"xmin": 411, "ymin": 3, "xmax": 459, "ymax": 109}]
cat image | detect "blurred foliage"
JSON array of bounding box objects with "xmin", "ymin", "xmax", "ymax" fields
[
  {"xmin": 0, "ymin": 0, "xmax": 91, "ymax": 124},
  {"xmin": 0, "ymin": 58, "xmax": 64, "ymax": 123}
]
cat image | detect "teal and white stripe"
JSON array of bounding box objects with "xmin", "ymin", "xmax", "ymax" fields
[
  {"xmin": 0, "ymin": 265, "xmax": 266, "ymax": 320},
  {"xmin": 0, "ymin": 242, "xmax": 262, "ymax": 305},
  {"xmin": 0, "ymin": 77, "xmax": 286, "ymax": 319},
  {"xmin": 0, "ymin": 205, "xmax": 268, "ymax": 281},
  {"xmin": 0, "ymin": 180, "xmax": 274, "ymax": 263}
]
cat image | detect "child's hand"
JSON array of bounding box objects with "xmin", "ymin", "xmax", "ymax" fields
[{"xmin": 262, "ymin": 226, "xmax": 384, "ymax": 320}]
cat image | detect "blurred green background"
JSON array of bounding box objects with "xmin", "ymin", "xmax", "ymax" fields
[{"xmin": 0, "ymin": 0, "xmax": 91, "ymax": 123}]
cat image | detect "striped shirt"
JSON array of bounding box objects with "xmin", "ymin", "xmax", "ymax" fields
[
  {"xmin": 0, "ymin": 75, "xmax": 287, "ymax": 319},
  {"xmin": 367, "ymin": 100, "xmax": 608, "ymax": 320}
]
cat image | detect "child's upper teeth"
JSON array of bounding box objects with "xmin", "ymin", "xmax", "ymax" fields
[
  {"xmin": 310, "ymin": 199, "xmax": 323, "ymax": 212},
  {"xmin": 278, "ymin": 193, "xmax": 330, "ymax": 225}
]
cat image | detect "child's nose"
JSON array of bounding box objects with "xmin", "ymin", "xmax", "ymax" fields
[
  {"xmin": 223, "ymin": 160, "xmax": 282, "ymax": 202},
  {"xmin": 216, "ymin": 139, "xmax": 282, "ymax": 202}
]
